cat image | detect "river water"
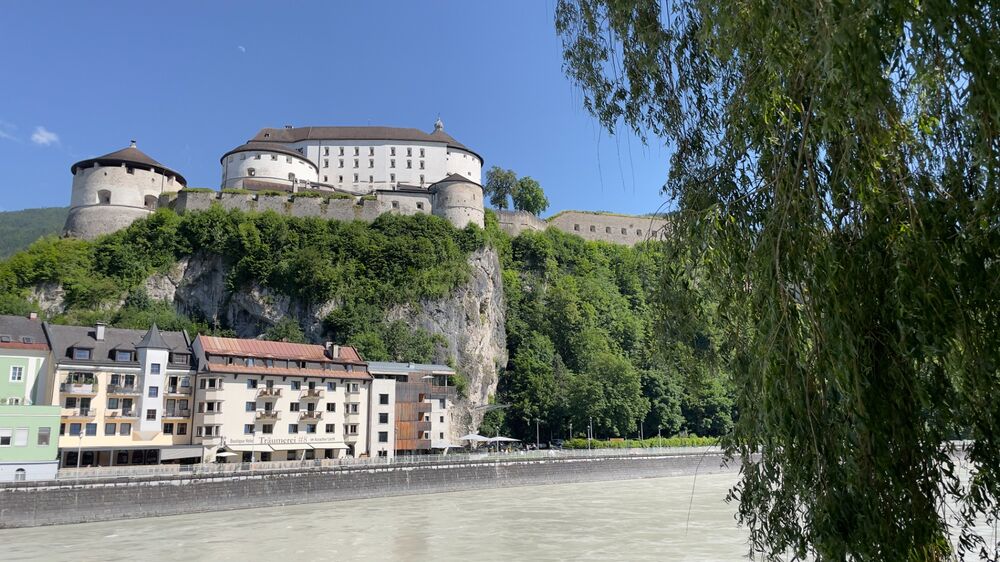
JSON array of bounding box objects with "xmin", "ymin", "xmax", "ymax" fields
[{"xmin": 2, "ymin": 473, "xmax": 750, "ymax": 561}]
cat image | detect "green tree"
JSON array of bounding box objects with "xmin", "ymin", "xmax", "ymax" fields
[
  {"xmin": 557, "ymin": 0, "xmax": 1000, "ymax": 558},
  {"xmin": 263, "ymin": 318, "xmax": 307, "ymax": 343},
  {"xmin": 483, "ymin": 166, "xmax": 518, "ymax": 209},
  {"xmin": 511, "ymin": 177, "xmax": 550, "ymax": 215}
]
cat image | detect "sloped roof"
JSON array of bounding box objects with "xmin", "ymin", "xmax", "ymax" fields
[
  {"xmin": 136, "ymin": 324, "xmax": 170, "ymax": 349},
  {"xmin": 431, "ymin": 173, "xmax": 483, "ymax": 188},
  {"xmin": 247, "ymin": 126, "xmax": 482, "ymax": 162},
  {"xmin": 0, "ymin": 315, "xmax": 49, "ymax": 351},
  {"xmin": 70, "ymin": 144, "xmax": 187, "ymax": 185},
  {"xmin": 366, "ymin": 361, "xmax": 455, "ymax": 374},
  {"xmin": 219, "ymin": 141, "xmax": 319, "ymax": 169},
  {"xmin": 44, "ymin": 323, "xmax": 192, "ymax": 366},
  {"xmin": 197, "ymin": 336, "xmax": 364, "ymax": 365}
]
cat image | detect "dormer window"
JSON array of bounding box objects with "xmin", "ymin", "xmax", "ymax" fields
[
  {"xmin": 0, "ymin": 336, "xmax": 10, "ymax": 343},
  {"xmin": 263, "ymin": 132, "xmax": 270, "ymax": 138},
  {"xmin": 247, "ymin": 358, "xmax": 256, "ymax": 367},
  {"xmin": 115, "ymin": 350, "xmax": 133, "ymax": 362},
  {"xmin": 20, "ymin": 336, "xmax": 32, "ymax": 344},
  {"xmin": 171, "ymin": 353, "xmax": 190, "ymax": 365},
  {"xmin": 72, "ymin": 348, "xmax": 92, "ymax": 360}
]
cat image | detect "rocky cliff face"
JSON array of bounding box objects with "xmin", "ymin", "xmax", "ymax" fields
[{"xmin": 143, "ymin": 247, "xmax": 508, "ymax": 438}]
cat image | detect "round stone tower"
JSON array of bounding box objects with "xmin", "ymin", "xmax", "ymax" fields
[
  {"xmin": 64, "ymin": 141, "xmax": 186, "ymax": 240},
  {"xmin": 220, "ymin": 141, "xmax": 318, "ymax": 192},
  {"xmin": 431, "ymin": 173, "xmax": 485, "ymax": 228}
]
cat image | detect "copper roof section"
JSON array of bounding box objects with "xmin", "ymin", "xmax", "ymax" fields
[
  {"xmin": 70, "ymin": 143, "xmax": 187, "ymax": 185},
  {"xmin": 198, "ymin": 336, "xmax": 364, "ymax": 365}
]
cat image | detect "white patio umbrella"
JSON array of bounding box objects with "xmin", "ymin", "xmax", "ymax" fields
[{"xmin": 459, "ymin": 434, "xmax": 492, "ymax": 442}]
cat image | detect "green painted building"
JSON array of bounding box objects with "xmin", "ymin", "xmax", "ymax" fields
[
  {"xmin": 0, "ymin": 314, "xmax": 59, "ymax": 481},
  {"xmin": 0, "ymin": 405, "xmax": 60, "ymax": 480}
]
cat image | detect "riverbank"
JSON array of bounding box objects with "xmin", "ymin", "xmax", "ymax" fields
[{"xmin": 0, "ymin": 447, "xmax": 736, "ymax": 529}]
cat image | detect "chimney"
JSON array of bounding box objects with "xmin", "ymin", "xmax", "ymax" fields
[
  {"xmin": 95, "ymin": 322, "xmax": 106, "ymax": 341},
  {"xmin": 332, "ymin": 345, "xmax": 341, "ymax": 359},
  {"xmin": 325, "ymin": 342, "xmax": 339, "ymax": 359},
  {"xmin": 27, "ymin": 312, "xmax": 38, "ymax": 320},
  {"xmin": 130, "ymin": 139, "xmax": 137, "ymax": 148}
]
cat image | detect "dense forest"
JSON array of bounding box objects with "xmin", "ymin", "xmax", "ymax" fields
[
  {"xmin": 0, "ymin": 206, "xmax": 733, "ymax": 441},
  {"xmin": 0, "ymin": 207, "xmax": 67, "ymax": 258}
]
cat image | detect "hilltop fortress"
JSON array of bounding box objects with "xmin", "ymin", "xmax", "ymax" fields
[{"xmin": 63, "ymin": 120, "xmax": 668, "ymax": 245}]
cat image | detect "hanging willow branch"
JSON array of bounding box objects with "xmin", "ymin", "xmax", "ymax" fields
[{"xmin": 556, "ymin": 0, "xmax": 1000, "ymax": 559}]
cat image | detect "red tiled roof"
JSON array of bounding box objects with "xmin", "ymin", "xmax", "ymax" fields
[
  {"xmin": 204, "ymin": 363, "xmax": 371, "ymax": 380},
  {"xmin": 197, "ymin": 336, "xmax": 364, "ymax": 364}
]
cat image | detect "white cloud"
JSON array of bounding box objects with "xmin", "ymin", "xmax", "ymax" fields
[
  {"xmin": 0, "ymin": 120, "xmax": 19, "ymax": 142},
  {"xmin": 30, "ymin": 126, "xmax": 59, "ymax": 146},
  {"xmin": 237, "ymin": 45, "xmax": 246, "ymax": 53}
]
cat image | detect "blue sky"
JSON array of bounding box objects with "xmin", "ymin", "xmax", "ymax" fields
[{"xmin": 0, "ymin": 1, "xmax": 671, "ymax": 217}]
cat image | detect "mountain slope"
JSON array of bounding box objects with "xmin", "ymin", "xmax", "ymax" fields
[{"xmin": 0, "ymin": 207, "xmax": 68, "ymax": 258}]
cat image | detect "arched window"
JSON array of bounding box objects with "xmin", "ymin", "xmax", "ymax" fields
[
  {"xmin": 288, "ymin": 173, "xmax": 296, "ymax": 182},
  {"xmin": 144, "ymin": 195, "xmax": 158, "ymax": 210},
  {"xmin": 98, "ymin": 190, "xmax": 111, "ymax": 205},
  {"xmin": 14, "ymin": 468, "xmax": 26, "ymax": 481}
]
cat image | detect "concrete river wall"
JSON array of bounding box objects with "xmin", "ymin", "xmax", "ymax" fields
[{"xmin": 0, "ymin": 450, "xmax": 736, "ymax": 529}]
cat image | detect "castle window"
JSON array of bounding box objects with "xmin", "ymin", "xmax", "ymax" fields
[
  {"xmin": 416, "ymin": 202, "xmax": 424, "ymax": 211},
  {"xmin": 324, "ymin": 159, "xmax": 329, "ymax": 168},
  {"xmin": 248, "ymin": 168, "xmax": 256, "ymax": 177},
  {"xmin": 354, "ymin": 147, "xmax": 359, "ymax": 156},
  {"xmin": 390, "ymin": 159, "xmax": 395, "ymax": 168},
  {"xmin": 286, "ymin": 156, "xmax": 292, "ymax": 163},
  {"xmin": 144, "ymin": 195, "xmax": 158, "ymax": 210},
  {"xmin": 590, "ymin": 225, "xmax": 596, "ymax": 232},
  {"xmin": 353, "ymin": 174, "xmax": 359, "ymax": 183},
  {"xmin": 339, "ymin": 159, "xmax": 344, "ymax": 168},
  {"xmin": 369, "ymin": 159, "xmax": 374, "ymax": 168},
  {"xmin": 288, "ymin": 173, "xmax": 296, "ymax": 182},
  {"xmin": 390, "ymin": 173, "xmax": 395, "ymax": 182},
  {"xmin": 419, "ymin": 161, "xmax": 425, "ymax": 170},
  {"xmin": 323, "ymin": 175, "xmax": 328, "ymax": 182},
  {"xmin": 621, "ymin": 228, "xmax": 627, "ymax": 234},
  {"xmin": 354, "ymin": 159, "xmax": 359, "ymax": 168},
  {"xmin": 392, "ymin": 201, "xmax": 399, "ymax": 209},
  {"xmin": 369, "ymin": 147, "xmax": 375, "ymax": 156},
  {"xmin": 339, "ymin": 147, "xmax": 344, "ymax": 156},
  {"xmin": 390, "ymin": 147, "xmax": 396, "ymax": 156},
  {"xmin": 324, "ymin": 147, "xmax": 329, "ymax": 156},
  {"xmin": 368, "ymin": 175, "xmax": 373, "ymax": 184},
  {"xmin": 98, "ymin": 190, "xmax": 111, "ymax": 205},
  {"xmin": 606, "ymin": 227, "xmax": 611, "ymax": 233},
  {"xmin": 338, "ymin": 175, "xmax": 343, "ymax": 183},
  {"xmin": 419, "ymin": 148, "xmax": 425, "ymax": 157},
  {"xmin": 167, "ymin": 176, "xmax": 173, "ymax": 184},
  {"xmin": 126, "ymin": 167, "xmax": 134, "ymax": 175},
  {"xmin": 407, "ymin": 160, "xmax": 412, "ymax": 169},
  {"xmin": 263, "ymin": 132, "xmax": 270, "ymax": 138},
  {"xmin": 407, "ymin": 148, "xmax": 412, "ymax": 157},
  {"xmin": 270, "ymin": 154, "xmax": 277, "ymax": 161},
  {"xmin": 636, "ymin": 230, "xmax": 642, "ymax": 235},
  {"xmin": 420, "ymin": 174, "xmax": 425, "ymax": 185},
  {"xmin": 255, "ymin": 154, "xmax": 261, "ymax": 160}
]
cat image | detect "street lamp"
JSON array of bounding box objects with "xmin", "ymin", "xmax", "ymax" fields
[{"xmin": 535, "ymin": 418, "xmax": 540, "ymax": 450}]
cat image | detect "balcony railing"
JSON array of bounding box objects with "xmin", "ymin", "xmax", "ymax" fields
[
  {"xmin": 300, "ymin": 388, "xmax": 324, "ymax": 399},
  {"xmin": 167, "ymin": 387, "xmax": 192, "ymax": 395},
  {"xmin": 257, "ymin": 388, "xmax": 281, "ymax": 397},
  {"xmin": 164, "ymin": 409, "xmax": 191, "ymax": 418},
  {"xmin": 62, "ymin": 408, "xmax": 95, "ymax": 418},
  {"xmin": 299, "ymin": 411, "xmax": 322, "ymax": 421},
  {"xmin": 106, "ymin": 409, "xmax": 137, "ymax": 418},
  {"xmin": 255, "ymin": 410, "xmax": 280, "ymax": 421},
  {"xmin": 60, "ymin": 383, "xmax": 95, "ymax": 394},
  {"xmin": 107, "ymin": 384, "xmax": 140, "ymax": 395}
]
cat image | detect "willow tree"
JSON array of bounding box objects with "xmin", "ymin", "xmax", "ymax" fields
[{"xmin": 556, "ymin": 1, "xmax": 999, "ymax": 559}]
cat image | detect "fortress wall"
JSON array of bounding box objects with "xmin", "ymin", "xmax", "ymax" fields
[
  {"xmin": 495, "ymin": 209, "xmax": 547, "ymax": 237},
  {"xmin": 547, "ymin": 211, "xmax": 670, "ymax": 246},
  {"xmin": 170, "ymin": 191, "xmax": 383, "ymax": 223}
]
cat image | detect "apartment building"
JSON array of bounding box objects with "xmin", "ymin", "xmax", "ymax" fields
[
  {"xmin": 45, "ymin": 323, "xmax": 200, "ymax": 467},
  {"xmin": 191, "ymin": 336, "xmax": 372, "ymax": 462},
  {"xmin": 368, "ymin": 362, "xmax": 457, "ymax": 455},
  {"xmin": 0, "ymin": 314, "xmax": 60, "ymax": 480}
]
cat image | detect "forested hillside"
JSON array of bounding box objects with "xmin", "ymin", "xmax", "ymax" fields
[
  {"xmin": 0, "ymin": 207, "xmax": 732, "ymax": 441},
  {"xmin": 0, "ymin": 207, "xmax": 68, "ymax": 258}
]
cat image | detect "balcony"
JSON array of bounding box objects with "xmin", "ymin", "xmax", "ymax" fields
[
  {"xmin": 164, "ymin": 409, "xmax": 192, "ymax": 419},
  {"xmin": 107, "ymin": 384, "xmax": 140, "ymax": 395},
  {"xmin": 62, "ymin": 408, "xmax": 95, "ymax": 418},
  {"xmin": 106, "ymin": 409, "xmax": 138, "ymax": 419},
  {"xmin": 60, "ymin": 383, "xmax": 96, "ymax": 395},
  {"xmin": 167, "ymin": 387, "xmax": 192, "ymax": 395},
  {"xmin": 255, "ymin": 410, "xmax": 280, "ymax": 421},
  {"xmin": 257, "ymin": 387, "xmax": 281, "ymax": 398},
  {"xmin": 299, "ymin": 410, "xmax": 322, "ymax": 421},
  {"xmin": 300, "ymin": 388, "xmax": 324, "ymax": 399}
]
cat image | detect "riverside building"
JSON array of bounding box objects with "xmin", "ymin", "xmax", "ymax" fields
[
  {"xmin": 190, "ymin": 336, "xmax": 373, "ymax": 462},
  {"xmin": 45, "ymin": 323, "xmax": 200, "ymax": 467},
  {"xmin": 0, "ymin": 314, "xmax": 60, "ymax": 480},
  {"xmin": 368, "ymin": 362, "xmax": 457, "ymax": 455}
]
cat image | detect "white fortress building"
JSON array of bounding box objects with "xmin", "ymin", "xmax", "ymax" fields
[{"xmin": 62, "ymin": 120, "xmax": 669, "ymax": 245}]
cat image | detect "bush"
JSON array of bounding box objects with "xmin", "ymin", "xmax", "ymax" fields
[{"xmin": 561, "ymin": 436, "xmax": 717, "ymax": 449}]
